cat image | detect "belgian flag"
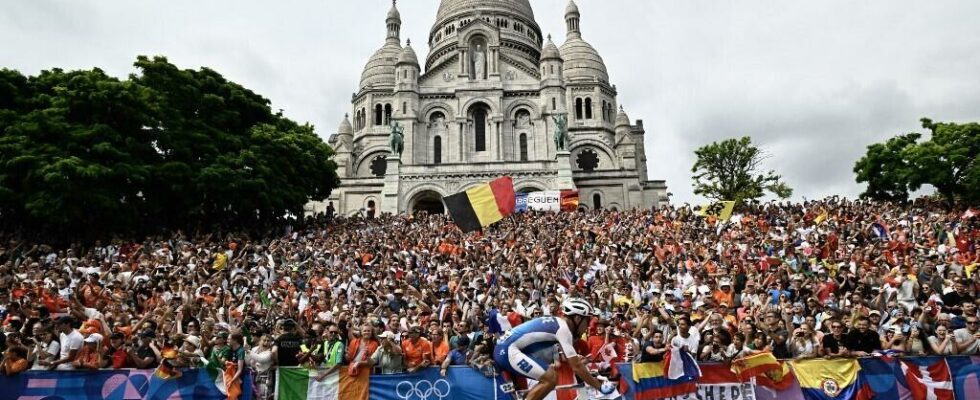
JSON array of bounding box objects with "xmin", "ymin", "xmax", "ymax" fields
[{"xmin": 445, "ymin": 176, "xmax": 516, "ymax": 233}]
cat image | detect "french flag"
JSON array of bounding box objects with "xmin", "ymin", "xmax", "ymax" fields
[
  {"xmin": 487, "ymin": 309, "xmax": 513, "ymax": 334},
  {"xmin": 662, "ymin": 346, "xmax": 702, "ymax": 380}
]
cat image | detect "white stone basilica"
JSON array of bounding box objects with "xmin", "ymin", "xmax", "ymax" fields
[{"xmin": 311, "ymin": 0, "xmax": 668, "ymax": 216}]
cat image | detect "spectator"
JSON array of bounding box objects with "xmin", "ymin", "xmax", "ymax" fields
[
  {"xmin": 103, "ymin": 332, "xmax": 130, "ymax": 369},
  {"xmin": 821, "ymin": 321, "xmax": 849, "ymax": 357},
  {"xmin": 369, "ymin": 331, "xmax": 404, "ymax": 375},
  {"xmin": 47, "ymin": 316, "xmax": 82, "ymax": 370},
  {"xmin": 72, "ymin": 333, "xmax": 102, "ymax": 370},
  {"xmin": 845, "ymin": 317, "xmax": 881, "ymax": 356},
  {"xmin": 954, "ymin": 316, "xmax": 980, "ymax": 355},
  {"xmin": 440, "ymin": 335, "xmax": 471, "ymax": 377},
  {"xmin": 401, "ymin": 325, "xmax": 432, "ymax": 373},
  {"xmin": 789, "ymin": 323, "xmax": 819, "ymax": 359},
  {"xmin": 640, "ymin": 331, "xmax": 668, "ymax": 362},
  {"xmin": 929, "ymin": 325, "xmax": 957, "ymax": 355},
  {"xmin": 1, "ymin": 346, "xmax": 29, "ymax": 375},
  {"xmin": 251, "ymin": 335, "xmax": 277, "ymax": 400},
  {"xmin": 29, "ymin": 324, "xmax": 59, "ymax": 370}
]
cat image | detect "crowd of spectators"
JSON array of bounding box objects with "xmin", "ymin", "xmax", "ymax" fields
[{"xmin": 0, "ymin": 197, "xmax": 976, "ymax": 399}]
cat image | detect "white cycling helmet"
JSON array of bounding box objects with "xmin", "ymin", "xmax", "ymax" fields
[{"xmin": 562, "ymin": 297, "xmax": 595, "ymax": 317}]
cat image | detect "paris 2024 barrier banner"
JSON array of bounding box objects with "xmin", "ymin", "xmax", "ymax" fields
[
  {"xmin": 4, "ymin": 356, "xmax": 980, "ymax": 400},
  {"xmin": 0, "ymin": 367, "xmax": 253, "ymax": 400}
]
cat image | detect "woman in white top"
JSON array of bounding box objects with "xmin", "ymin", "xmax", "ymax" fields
[
  {"xmin": 789, "ymin": 323, "xmax": 819, "ymax": 359},
  {"xmin": 928, "ymin": 326, "xmax": 957, "ymax": 355},
  {"xmin": 250, "ymin": 335, "xmax": 277, "ymax": 400},
  {"xmin": 30, "ymin": 325, "xmax": 60, "ymax": 370}
]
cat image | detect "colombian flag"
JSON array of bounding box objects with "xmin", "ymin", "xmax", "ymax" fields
[
  {"xmin": 791, "ymin": 359, "xmax": 861, "ymax": 400},
  {"xmin": 731, "ymin": 352, "xmax": 781, "ymax": 380},
  {"xmin": 445, "ymin": 176, "xmax": 516, "ymax": 232}
]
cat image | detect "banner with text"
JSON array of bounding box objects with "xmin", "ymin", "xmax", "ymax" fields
[
  {"xmin": 522, "ymin": 190, "xmax": 580, "ymax": 212},
  {"xmin": 620, "ymin": 356, "xmax": 980, "ymax": 400}
]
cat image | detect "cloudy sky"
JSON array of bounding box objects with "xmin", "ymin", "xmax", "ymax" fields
[{"xmin": 3, "ymin": 0, "xmax": 979, "ymax": 204}]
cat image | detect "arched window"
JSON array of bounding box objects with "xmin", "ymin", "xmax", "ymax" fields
[
  {"xmin": 585, "ymin": 98, "xmax": 593, "ymax": 119},
  {"xmin": 575, "ymin": 98, "xmax": 583, "ymax": 120},
  {"xmin": 402, "ymin": 102, "xmax": 407, "ymax": 114},
  {"xmin": 384, "ymin": 104, "xmax": 392, "ymax": 125},
  {"xmin": 519, "ymin": 133, "xmax": 528, "ymax": 161},
  {"xmin": 601, "ymin": 101, "xmax": 607, "ymax": 122},
  {"xmin": 433, "ymin": 136, "xmax": 442, "ymax": 164},
  {"xmin": 593, "ymin": 193, "xmax": 602, "ymax": 210},
  {"xmin": 374, "ymin": 104, "xmax": 383, "ymax": 126},
  {"xmin": 473, "ymin": 107, "xmax": 487, "ymax": 152},
  {"xmin": 552, "ymin": 97, "xmax": 557, "ymax": 111}
]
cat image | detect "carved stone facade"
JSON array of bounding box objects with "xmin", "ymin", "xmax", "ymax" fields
[{"xmin": 310, "ymin": 0, "xmax": 668, "ymax": 216}]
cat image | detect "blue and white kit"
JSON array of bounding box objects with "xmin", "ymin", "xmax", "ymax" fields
[{"xmin": 493, "ymin": 316, "xmax": 579, "ymax": 380}]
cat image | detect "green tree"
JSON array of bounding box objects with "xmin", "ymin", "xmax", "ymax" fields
[
  {"xmin": 906, "ymin": 118, "xmax": 980, "ymax": 204},
  {"xmin": 0, "ymin": 56, "xmax": 339, "ymax": 240},
  {"xmin": 854, "ymin": 118, "xmax": 979, "ymax": 204},
  {"xmin": 853, "ymin": 133, "xmax": 920, "ymax": 202},
  {"xmin": 691, "ymin": 136, "xmax": 792, "ymax": 202}
]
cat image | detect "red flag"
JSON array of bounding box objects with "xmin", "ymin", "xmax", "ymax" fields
[{"xmin": 901, "ymin": 359, "xmax": 954, "ymax": 400}]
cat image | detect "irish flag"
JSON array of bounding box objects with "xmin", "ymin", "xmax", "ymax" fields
[{"xmin": 277, "ymin": 368, "xmax": 369, "ymax": 400}]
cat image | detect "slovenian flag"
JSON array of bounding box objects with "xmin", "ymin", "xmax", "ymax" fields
[{"xmin": 487, "ymin": 309, "xmax": 513, "ymax": 334}]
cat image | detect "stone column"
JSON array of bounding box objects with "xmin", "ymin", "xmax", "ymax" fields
[
  {"xmin": 555, "ymin": 151, "xmax": 575, "ymax": 190},
  {"xmin": 460, "ymin": 49, "xmax": 468, "ymax": 77},
  {"xmin": 381, "ymin": 154, "xmax": 402, "ymax": 214},
  {"xmin": 495, "ymin": 121, "xmax": 502, "ymax": 160},
  {"xmin": 490, "ymin": 48, "xmax": 498, "ymax": 74},
  {"xmin": 458, "ymin": 122, "xmax": 465, "ymax": 163}
]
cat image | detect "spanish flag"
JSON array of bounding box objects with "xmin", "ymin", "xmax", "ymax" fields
[
  {"xmin": 791, "ymin": 358, "xmax": 861, "ymax": 400},
  {"xmin": 731, "ymin": 351, "xmax": 780, "ymax": 380},
  {"xmin": 445, "ymin": 176, "xmax": 516, "ymax": 232}
]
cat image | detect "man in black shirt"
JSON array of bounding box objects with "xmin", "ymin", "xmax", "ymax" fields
[
  {"xmin": 845, "ymin": 316, "xmax": 881, "ymax": 356},
  {"xmin": 942, "ymin": 280, "xmax": 975, "ymax": 316},
  {"xmin": 821, "ymin": 321, "xmax": 848, "ymax": 357},
  {"xmin": 275, "ymin": 319, "xmax": 303, "ymax": 367}
]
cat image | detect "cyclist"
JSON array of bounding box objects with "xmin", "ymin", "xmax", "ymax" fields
[{"xmin": 494, "ymin": 297, "xmax": 617, "ymax": 400}]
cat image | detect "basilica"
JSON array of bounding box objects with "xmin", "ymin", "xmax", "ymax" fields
[{"xmin": 310, "ymin": 0, "xmax": 668, "ymax": 216}]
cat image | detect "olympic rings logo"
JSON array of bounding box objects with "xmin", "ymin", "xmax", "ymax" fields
[{"xmin": 395, "ymin": 379, "xmax": 451, "ymax": 400}]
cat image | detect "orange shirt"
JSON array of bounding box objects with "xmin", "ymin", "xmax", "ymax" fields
[
  {"xmin": 432, "ymin": 339, "xmax": 450, "ymax": 364},
  {"xmin": 346, "ymin": 338, "xmax": 380, "ymax": 364},
  {"xmin": 401, "ymin": 338, "xmax": 433, "ymax": 368},
  {"xmin": 1, "ymin": 357, "xmax": 28, "ymax": 375},
  {"xmin": 712, "ymin": 290, "xmax": 734, "ymax": 307},
  {"xmin": 73, "ymin": 346, "xmax": 102, "ymax": 370}
]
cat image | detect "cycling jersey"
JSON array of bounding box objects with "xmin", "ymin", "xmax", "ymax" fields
[{"xmin": 493, "ymin": 316, "xmax": 578, "ymax": 380}]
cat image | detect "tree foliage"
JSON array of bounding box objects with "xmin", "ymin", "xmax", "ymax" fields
[
  {"xmin": 0, "ymin": 56, "xmax": 339, "ymax": 240},
  {"xmin": 855, "ymin": 118, "xmax": 979, "ymax": 204},
  {"xmin": 691, "ymin": 136, "xmax": 792, "ymax": 202}
]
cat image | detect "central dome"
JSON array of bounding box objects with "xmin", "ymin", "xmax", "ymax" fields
[{"xmin": 435, "ymin": 0, "xmax": 535, "ymax": 25}]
